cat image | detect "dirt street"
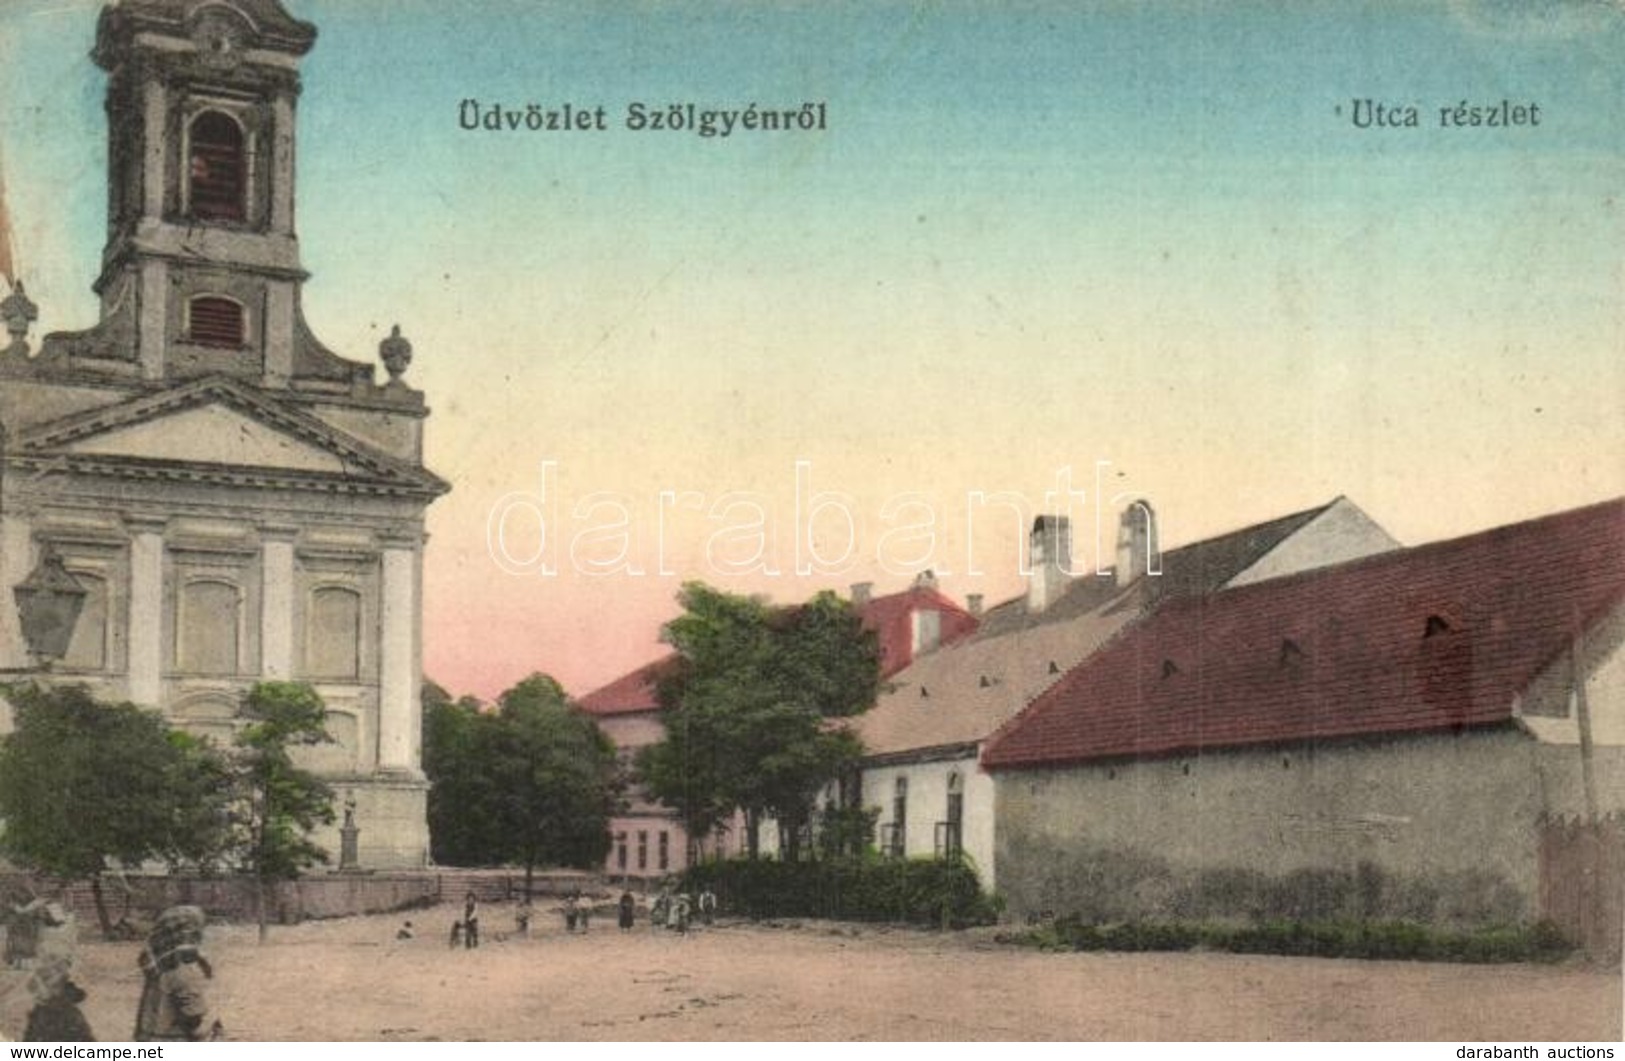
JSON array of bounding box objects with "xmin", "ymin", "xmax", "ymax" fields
[{"xmin": 4, "ymin": 905, "xmax": 1618, "ymax": 1041}]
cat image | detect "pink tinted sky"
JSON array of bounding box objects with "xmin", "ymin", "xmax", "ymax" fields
[{"xmin": 2, "ymin": 1, "xmax": 1620, "ymax": 701}]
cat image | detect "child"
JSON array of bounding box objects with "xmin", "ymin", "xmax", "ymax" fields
[{"xmin": 24, "ymin": 959, "xmax": 94, "ymax": 1042}]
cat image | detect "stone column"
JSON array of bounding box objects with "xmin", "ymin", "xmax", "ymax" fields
[
  {"xmin": 259, "ymin": 525, "xmax": 298, "ymax": 680},
  {"xmin": 141, "ymin": 76, "xmax": 167, "ymax": 220},
  {"xmin": 136, "ymin": 73, "xmax": 170, "ymax": 382},
  {"xmin": 262, "ymin": 281, "xmax": 295, "ymax": 388},
  {"xmin": 0, "ymin": 508, "xmax": 33, "ymax": 670},
  {"xmin": 126, "ymin": 516, "xmax": 167, "ymax": 708},
  {"xmin": 270, "ymin": 92, "xmax": 297, "ymax": 235},
  {"xmin": 137, "ymin": 259, "xmax": 169, "ymax": 381},
  {"xmin": 376, "ymin": 532, "xmax": 419, "ymax": 776}
]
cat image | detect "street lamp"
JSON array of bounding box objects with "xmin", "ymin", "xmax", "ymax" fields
[{"xmin": 12, "ymin": 546, "xmax": 87, "ymax": 669}]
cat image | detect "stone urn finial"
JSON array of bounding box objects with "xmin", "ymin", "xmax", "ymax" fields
[
  {"xmin": 379, "ymin": 323, "xmax": 413, "ymax": 382},
  {"xmin": 1, "ymin": 280, "xmax": 39, "ymax": 358}
]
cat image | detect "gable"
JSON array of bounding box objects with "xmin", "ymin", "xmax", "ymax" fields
[
  {"xmin": 12, "ymin": 376, "xmax": 449, "ymax": 497},
  {"xmin": 62, "ymin": 402, "xmax": 347, "ymax": 474},
  {"xmin": 1226, "ymin": 497, "xmax": 1400, "ymax": 589}
]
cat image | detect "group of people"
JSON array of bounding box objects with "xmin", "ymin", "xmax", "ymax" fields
[
  {"xmin": 647, "ymin": 885, "xmax": 718, "ymax": 934},
  {"xmin": 3, "ymin": 900, "xmax": 222, "ymax": 1043},
  {"xmin": 438, "ymin": 884, "xmax": 721, "ymax": 948}
]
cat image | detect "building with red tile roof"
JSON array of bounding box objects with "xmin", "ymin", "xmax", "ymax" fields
[
  {"xmin": 576, "ymin": 578, "xmax": 978, "ymax": 877},
  {"xmin": 852, "ymin": 497, "xmax": 1398, "ymax": 883},
  {"xmin": 983, "ymin": 497, "xmax": 1625, "ymax": 925},
  {"xmin": 853, "ymin": 573, "xmax": 980, "ymax": 679}
]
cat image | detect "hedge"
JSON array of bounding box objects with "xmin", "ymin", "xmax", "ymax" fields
[
  {"xmin": 1010, "ymin": 915, "xmax": 1572, "ymax": 964},
  {"xmin": 681, "ymin": 857, "xmax": 1000, "ymax": 927}
]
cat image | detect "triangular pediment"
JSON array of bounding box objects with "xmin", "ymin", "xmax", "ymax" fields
[
  {"xmin": 64, "ymin": 403, "xmax": 347, "ymax": 474},
  {"xmin": 14, "ymin": 377, "xmax": 448, "ymax": 497}
]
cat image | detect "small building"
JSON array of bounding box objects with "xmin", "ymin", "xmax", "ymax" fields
[
  {"xmin": 576, "ymin": 656, "xmax": 688, "ymax": 880},
  {"xmin": 578, "ymin": 578, "xmax": 979, "ymax": 876},
  {"xmin": 982, "ymin": 498, "xmax": 1625, "ymax": 924},
  {"xmin": 854, "ymin": 497, "xmax": 1398, "ymax": 888}
]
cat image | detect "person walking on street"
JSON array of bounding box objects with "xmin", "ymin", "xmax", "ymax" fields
[
  {"xmin": 698, "ymin": 888, "xmax": 717, "ymax": 927},
  {"xmin": 618, "ymin": 891, "xmax": 636, "ymax": 932},
  {"xmin": 463, "ymin": 892, "xmax": 480, "ymax": 949}
]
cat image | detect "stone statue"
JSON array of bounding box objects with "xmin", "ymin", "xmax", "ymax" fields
[{"xmin": 1, "ymin": 280, "xmax": 39, "ymax": 357}]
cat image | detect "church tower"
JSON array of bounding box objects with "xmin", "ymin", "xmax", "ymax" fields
[
  {"xmin": 55, "ymin": 0, "xmax": 372, "ymax": 393},
  {"xmin": 0, "ymin": 1, "xmax": 448, "ymax": 868}
]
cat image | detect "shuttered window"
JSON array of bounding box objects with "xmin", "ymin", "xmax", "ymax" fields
[
  {"xmin": 188, "ymin": 296, "xmax": 243, "ymax": 348},
  {"xmin": 188, "ymin": 111, "xmax": 246, "ymax": 221}
]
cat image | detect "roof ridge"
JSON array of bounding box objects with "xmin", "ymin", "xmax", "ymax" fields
[
  {"xmin": 983, "ymin": 496, "xmax": 1625, "ymax": 771},
  {"xmin": 1177, "ymin": 495, "xmax": 1625, "ymax": 607}
]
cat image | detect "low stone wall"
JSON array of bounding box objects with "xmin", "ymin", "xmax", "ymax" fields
[
  {"xmin": 1, "ymin": 873, "xmax": 438, "ymax": 929},
  {"xmin": 0, "ymin": 869, "xmax": 605, "ymax": 931}
]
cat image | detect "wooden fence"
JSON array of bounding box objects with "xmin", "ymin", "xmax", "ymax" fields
[{"xmin": 1538, "ymin": 813, "xmax": 1624, "ymax": 961}]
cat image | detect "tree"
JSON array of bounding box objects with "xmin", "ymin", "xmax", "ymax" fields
[
  {"xmin": 230, "ymin": 681, "xmax": 336, "ymax": 943},
  {"xmin": 489, "ymin": 675, "xmax": 620, "ymax": 893},
  {"xmin": 638, "ymin": 583, "xmax": 881, "ymax": 861},
  {"xmin": 422, "ymin": 680, "xmax": 507, "ymax": 866},
  {"xmin": 0, "ymin": 683, "xmax": 233, "ymax": 938},
  {"xmin": 421, "ymin": 675, "xmax": 621, "ymax": 887}
]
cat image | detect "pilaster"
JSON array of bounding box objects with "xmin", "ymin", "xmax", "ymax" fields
[{"xmin": 125, "ymin": 515, "xmax": 167, "ymax": 707}]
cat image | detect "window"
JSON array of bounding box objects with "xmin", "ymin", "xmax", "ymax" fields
[
  {"xmin": 937, "ymin": 773, "xmax": 964, "ymax": 859},
  {"xmin": 615, "ymin": 833, "xmax": 627, "ymax": 872},
  {"xmin": 187, "ymin": 296, "xmax": 244, "ymax": 349},
  {"xmin": 911, "ymin": 608, "xmax": 941, "ymax": 654},
  {"xmin": 637, "ymin": 831, "xmax": 648, "ymax": 871},
  {"xmin": 890, "ymin": 777, "xmax": 908, "ymax": 857},
  {"xmin": 308, "ymin": 587, "xmax": 361, "ymax": 679},
  {"xmin": 658, "ymin": 831, "xmax": 669, "ymax": 871},
  {"xmin": 62, "ymin": 572, "xmax": 108, "ymax": 671},
  {"xmin": 188, "ymin": 110, "xmax": 246, "ymax": 221},
  {"xmin": 178, "ymin": 579, "xmax": 239, "ymax": 674}
]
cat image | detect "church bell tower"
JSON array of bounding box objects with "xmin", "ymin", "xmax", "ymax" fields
[
  {"xmin": 66, "ymin": 0, "xmax": 370, "ymax": 392},
  {"xmin": 0, "ymin": 1, "xmax": 448, "ymax": 869}
]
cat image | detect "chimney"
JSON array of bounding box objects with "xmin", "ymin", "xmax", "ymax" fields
[
  {"xmin": 912, "ymin": 569, "xmax": 938, "ymax": 591},
  {"xmin": 1115, "ymin": 500, "xmax": 1157, "ymax": 588},
  {"xmin": 1026, "ymin": 515, "xmax": 1073, "ymax": 613},
  {"xmin": 850, "ymin": 581, "xmax": 873, "ymax": 609},
  {"xmin": 966, "ymin": 593, "xmax": 984, "ymax": 617}
]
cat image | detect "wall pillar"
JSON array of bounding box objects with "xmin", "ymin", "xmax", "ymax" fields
[
  {"xmin": 260, "ymin": 525, "xmax": 298, "ymax": 680},
  {"xmin": 141, "ymin": 76, "xmax": 167, "ymax": 219},
  {"xmin": 126, "ymin": 516, "xmax": 166, "ymax": 707},
  {"xmin": 376, "ymin": 532, "xmax": 419, "ymax": 776},
  {"xmin": 270, "ymin": 92, "xmax": 296, "ymax": 235},
  {"xmin": 0, "ymin": 509, "xmax": 33, "ymax": 670}
]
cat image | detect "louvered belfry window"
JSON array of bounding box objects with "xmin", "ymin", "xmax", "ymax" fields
[
  {"xmin": 189, "ymin": 296, "xmax": 243, "ymax": 348},
  {"xmin": 188, "ymin": 111, "xmax": 246, "ymax": 221}
]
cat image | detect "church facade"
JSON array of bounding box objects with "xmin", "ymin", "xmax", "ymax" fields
[{"xmin": 0, "ymin": 0, "xmax": 448, "ymax": 868}]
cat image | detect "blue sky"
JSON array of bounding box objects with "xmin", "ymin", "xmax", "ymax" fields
[{"xmin": 1, "ymin": 0, "xmax": 1621, "ymax": 696}]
